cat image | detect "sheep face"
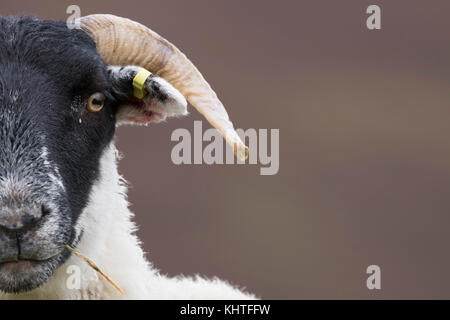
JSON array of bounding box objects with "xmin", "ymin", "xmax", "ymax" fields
[{"xmin": 0, "ymin": 16, "xmax": 186, "ymax": 293}]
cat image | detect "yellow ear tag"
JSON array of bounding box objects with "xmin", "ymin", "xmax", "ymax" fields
[{"xmin": 132, "ymin": 68, "xmax": 152, "ymax": 99}]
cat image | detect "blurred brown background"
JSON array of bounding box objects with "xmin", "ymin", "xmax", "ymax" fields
[{"xmin": 2, "ymin": 0, "xmax": 450, "ymax": 299}]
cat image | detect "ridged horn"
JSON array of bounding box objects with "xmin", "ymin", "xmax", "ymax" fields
[{"xmin": 78, "ymin": 14, "xmax": 248, "ymax": 161}]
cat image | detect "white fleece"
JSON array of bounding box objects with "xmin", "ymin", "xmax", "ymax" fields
[{"xmin": 0, "ymin": 143, "xmax": 255, "ymax": 300}]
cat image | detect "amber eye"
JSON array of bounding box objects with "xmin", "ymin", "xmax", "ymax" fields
[{"xmin": 87, "ymin": 92, "xmax": 105, "ymax": 112}]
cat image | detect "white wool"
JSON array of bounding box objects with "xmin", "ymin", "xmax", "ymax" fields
[{"xmin": 0, "ymin": 143, "xmax": 255, "ymax": 300}]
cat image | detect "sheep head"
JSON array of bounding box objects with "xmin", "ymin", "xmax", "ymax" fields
[{"xmin": 0, "ymin": 14, "xmax": 245, "ymax": 294}]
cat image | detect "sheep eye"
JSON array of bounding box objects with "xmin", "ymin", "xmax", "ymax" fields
[{"xmin": 87, "ymin": 92, "xmax": 105, "ymax": 112}]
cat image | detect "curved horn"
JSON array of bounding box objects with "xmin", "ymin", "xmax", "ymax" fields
[{"xmin": 78, "ymin": 14, "xmax": 248, "ymax": 161}]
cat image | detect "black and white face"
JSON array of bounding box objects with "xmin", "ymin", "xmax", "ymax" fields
[{"xmin": 0, "ymin": 16, "xmax": 186, "ymax": 293}]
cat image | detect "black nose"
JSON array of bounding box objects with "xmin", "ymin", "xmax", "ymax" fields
[{"xmin": 0, "ymin": 203, "xmax": 46, "ymax": 233}]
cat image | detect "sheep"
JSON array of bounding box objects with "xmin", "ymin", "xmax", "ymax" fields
[{"xmin": 0, "ymin": 14, "xmax": 254, "ymax": 300}]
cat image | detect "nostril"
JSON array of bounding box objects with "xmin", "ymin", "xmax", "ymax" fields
[
  {"xmin": 0, "ymin": 203, "xmax": 46, "ymax": 233},
  {"xmin": 41, "ymin": 204, "xmax": 50, "ymax": 217}
]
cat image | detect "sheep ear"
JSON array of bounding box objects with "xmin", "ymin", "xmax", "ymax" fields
[{"xmin": 108, "ymin": 66, "xmax": 188, "ymax": 125}]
